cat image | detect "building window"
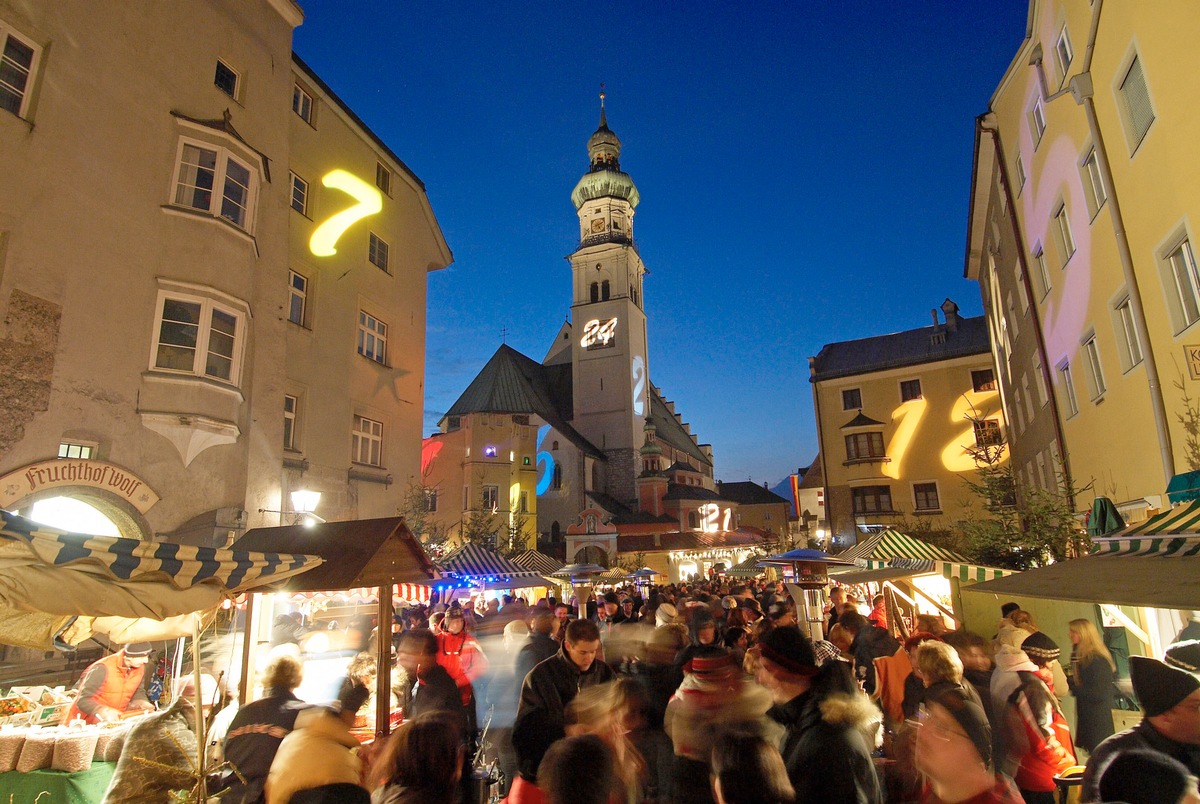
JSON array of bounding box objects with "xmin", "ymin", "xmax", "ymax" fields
[
  {"xmin": 288, "ymin": 270, "xmax": 308, "ymax": 326},
  {"xmin": 842, "ymin": 388, "xmax": 862, "ymax": 410},
  {"xmin": 351, "ymin": 415, "xmax": 383, "ymax": 466},
  {"xmin": 900, "ymin": 379, "xmax": 922, "ymax": 402},
  {"xmin": 1033, "ymin": 356, "xmax": 1048, "ymax": 406},
  {"xmin": 283, "ymin": 394, "xmax": 298, "ymax": 451},
  {"xmin": 589, "ymin": 283, "xmax": 599, "ymax": 303},
  {"xmin": 1031, "ymin": 100, "xmax": 1047, "ymax": 147},
  {"xmin": 368, "ymin": 233, "xmax": 390, "ymax": 272},
  {"xmin": 376, "ymin": 162, "xmax": 392, "ymax": 196},
  {"xmin": 1083, "ymin": 334, "xmax": 1107, "ymax": 399},
  {"xmin": 1114, "ymin": 297, "xmax": 1143, "ymax": 370},
  {"xmin": 519, "ymin": 490, "xmax": 530, "ymax": 514},
  {"xmin": 1055, "ymin": 26, "xmax": 1074, "ymax": 80},
  {"xmin": 552, "ymin": 464, "xmax": 562, "ymax": 490},
  {"xmin": 687, "ymin": 511, "xmax": 699, "ymax": 529},
  {"xmin": 973, "ymin": 419, "xmax": 1003, "ymax": 446},
  {"xmin": 482, "ymin": 484, "xmax": 499, "ymax": 511},
  {"xmin": 601, "ymin": 280, "xmax": 611, "ymax": 300},
  {"xmin": 1058, "ymin": 360, "xmax": 1080, "ymax": 417},
  {"xmin": 971, "ymin": 369, "xmax": 996, "ymax": 392},
  {"xmin": 0, "ymin": 24, "xmax": 38, "ymax": 117},
  {"xmin": 1167, "ymin": 238, "xmax": 1200, "ymax": 331},
  {"xmin": 58, "ymin": 442, "xmax": 95, "ymax": 460},
  {"xmin": 1119, "ymin": 55, "xmax": 1154, "ymax": 149},
  {"xmin": 913, "ymin": 482, "xmax": 940, "ymax": 512},
  {"xmin": 851, "ymin": 485, "xmax": 893, "ymax": 515},
  {"xmin": 357, "ymin": 311, "xmax": 387, "ymax": 364},
  {"xmin": 213, "ymin": 60, "xmax": 239, "ymax": 98},
  {"xmin": 292, "ymin": 83, "xmax": 313, "ymax": 123},
  {"xmin": 289, "ymin": 172, "xmax": 309, "ymax": 215},
  {"xmin": 1081, "ymin": 148, "xmax": 1106, "ymax": 216},
  {"xmin": 172, "ymin": 141, "xmax": 256, "ymax": 231},
  {"xmin": 151, "ymin": 294, "xmax": 241, "ymax": 383},
  {"xmin": 1014, "ymin": 152, "xmax": 1026, "ymax": 194},
  {"xmin": 1031, "ymin": 246, "xmax": 1051, "ymax": 299},
  {"xmin": 845, "ymin": 432, "xmax": 885, "ymax": 461},
  {"xmin": 1053, "ymin": 203, "xmax": 1075, "ymax": 266},
  {"xmin": 421, "ymin": 488, "xmax": 437, "ymax": 513}
]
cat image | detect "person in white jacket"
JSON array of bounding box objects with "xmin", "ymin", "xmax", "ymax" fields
[{"xmin": 264, "ymin": 706, "xmax": 364, "ymax": 804}]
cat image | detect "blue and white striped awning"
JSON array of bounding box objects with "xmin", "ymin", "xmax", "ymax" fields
[
  {"xmin": 438, "ymin": 543, "xmax": 552, "ymax": 589},
  {"xmin": 511, "ymin": 549, "xmax": 564, "ymax": 575}
]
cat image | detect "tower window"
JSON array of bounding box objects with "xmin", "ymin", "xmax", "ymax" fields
[
  {"xmin": 601, "ymin": 280, "xmax": 610, "ymax": 300},
  {"xmin": 590, "ymin": 282, "xmax": 599, "ymax": 303}
]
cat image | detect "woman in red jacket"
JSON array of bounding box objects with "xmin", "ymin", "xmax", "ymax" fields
[{"xmin": 435, "ymin": 605, "xmax": 489, "ymax": 708}]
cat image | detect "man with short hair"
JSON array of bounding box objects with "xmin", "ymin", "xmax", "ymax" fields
[
  {"xmin": 223, "ymin": 654, "xmax": 308, "ymax": 804},
  {"xmin": 1081, "ymin": 650, "xmax": 1200, "ymax": 802},
  {"xmin": 517, "ymin": 611, "xmax": 561, "ymax": 685},
  {"xmin": 396, "ymin": 628, "xmax": 468, "ymax": 733},
  {"xmin": 512, "ymin": 619, "xmax": 615, "ymax": 795}
]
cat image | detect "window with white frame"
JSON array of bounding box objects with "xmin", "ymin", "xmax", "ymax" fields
[
  {"xmin": 1021, "ymin": 374, "xmax": 1035, "ymax": 422},
  {"xmin": 1016, "ymin": 265, "xmax": 1030, "ymax": 315},
  {"xmin": 913, "ymin": 482, "xmax": 940, "ymax": 511},
  {"xmin": 214, "ymin": 60, "xmax": 239, "ymax": 99},
  {"xmin": 151, "ymin": 293, "xmax": 242, "ymax": 383},
  {"xmin": 1055, "ymin": 26, "xmax": 1074, "ymax": 80},
  {"xmin": 0, "ymin": 23, "xmax": 39, "ymax": 118},
  {"xmin": 482, "ymin": 484, "xmax": 499, "ymax": 511},
  {"xmin": 1114, "ymin": 297, "xmax": 1143, "ymax": 370},
  {"xmin": 289, "ymin": 172, "xmax": 308, "ymax": 215},
  {"xmin": 1119, "ymin": 55, "xmax": 1154, "ymax": 150},
  {"xmin": 368, "ymin": 233, "xmax": 390, "ymax": 272},
  {"xmin": 292, "ymin": 83, "xmax": 313, "ymax": 124},
  {"xmin": 288, "ymin": 270, "xmax": 308, "ymax": 326},
  {"xmin": 1033, "ymin": 245, "xmax": 1051, "ymax": 298},
  {"xmin": 1167, "ymin": 238, "xmax": 1200, "ymax": 331},
  {"xmin": 1036, "ymin": 452, "xmax": 1048, "ymax": 490},
  {"xmin": 172, "ymin": 140, "xmax": 256, "ymax": 231},
  {"xmin": 351, "ymin": 415, "xmax": 383, "ymax": 466},
  {"xmin": 1083, "ymin": 333, "xmax": 1107, "ymax": 399},
  {"xmin": 357, "ymin": 311, "xmax": 387, "ymax": 364},
  {"xmin": 1058, "ymin": 360, "xmax": 1080, "ymax": 417},
  {"xmin": 376, "ymin": 162, "xmax": 392, "ymax": 196},
  {"xmin": 1081, "ymin": 148, "xmax": 1107, "ymax": 216},
  {"xmin": 1014, "ymin": 152, "xmax": 1026, "ymax": 194},
  {"xmin": 58, "ymin": 441, "xmax": 95, "ymax": 460},
  {"xmin": 283, "ymin": 394, "xmax": 298, "ymax": 451},
  {"xmin": 1033, "ymin": 356, "xmax": 1048, "ymax": 406},
  {"xmin": 1053, "ymin": 203, "xmax": 1075, "ymax": 266},
  {"xmin": 1031, "ymin": 100, "xmax": 1047, "ymax": 147}
]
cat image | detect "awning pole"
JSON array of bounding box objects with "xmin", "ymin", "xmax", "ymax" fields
[
  {"xmin": 1100, "ymin": 603, "xmax": 1151, "ymax": 649},
  {"xmin": 193, "ymin": 614, "xmax": 208, "ymax": 801},
  {"xmin": 238, "ymin": 593, "xmax": 256, "ymax": 707},
  {"xmin": 375, "ymin": 584, "xmax": 393, "ymax": 739}
]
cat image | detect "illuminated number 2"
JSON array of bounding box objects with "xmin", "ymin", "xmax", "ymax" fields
[
  {"xmin": 632, "ymin": 355, "xmax": 646, "ymax": 416},
  {"xmin": 308, "ymin": 170, "xmax": 383, "ymax": 257}
]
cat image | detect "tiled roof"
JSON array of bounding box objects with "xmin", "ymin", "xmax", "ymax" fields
[
  {"xmin": 442, "ymin": 344, "xmax": 604, "ymax": 460},
  {"xmin": 617, "ymin": 529, "xmax": 764, "ymax": 553},
  {"xmin": 842, "ymin": 412, "xmax": 885, "ymax": 428},
  {"xmin": 651, "ymin": 390, "xmax": 712, "ymax": 467},
  {"xmin": 810, "ymin": 313, "xmax": 990, "ymax": 382},
  {"xmin": 661, "ymin": 483, "xmax": 725, "ymax": 502},
  {"xmin": 586, "ymin": 491, "xmax": 674, "ymax": 525},
  {"xmin": 797, "ymin": 456, "xmax": 823, "ymax": 490},
  {"xmin": 716, "ymin": 481, "xmax": 790, "ymax": 506}
]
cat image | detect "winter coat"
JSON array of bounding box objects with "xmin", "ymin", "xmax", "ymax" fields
[
  {"xmin": 222, "ymin": 688, "xmax": 308, "ymax": 804},
  {"xmin": 515, "ymin": 633, "xmax": 560, "ymax": 688},
  {"xmin": 101, "ymin": 696, "xmax": 198, "ymax": 804},
  {"xmin": 1067, "ymin": 651, "xmax": 1116, "ymax": 752},
  {"xmin": 512, "ymin": 645, "xmax": 616, "ymax": 782},
  {"xmin": 408, "ymin": 663, "xmax": 470, "ymax": 737},
  {"xmin": 768, "ymin": 688, "xmax": 883, "ymax": 804},
  {"xmin": 1080, "ymin": 719, "xmax": 1200, "ymax": 802},
  {"xmin": 435, "ymin": 629, "xmax": 487, "ymax": 706},
  {"xmin": 264, "ymin": 709, "xmax": 363, "ymax": 804},
  {"xmin": 850, "ymin": 625, "xmax": 900, "ymax": 696},
  {"xmin": 1003, "ymin": 671, "xmax": 1075, "ymax": 793}
]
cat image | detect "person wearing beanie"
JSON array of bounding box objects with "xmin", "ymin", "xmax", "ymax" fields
[
  {"xmin": 754, "ymin": 627, "xmax": 882, "ymax": 803},
  {"xmin": 655, "ymin": 602, "xmax": 679, "ymax": 628},
  {"xmin": 65, "ymin": 642, "xmax": 156, "ymax": 724},
  {"xmin": 915, "ymin": 685, "xmax": 1024, "ymax": 804},
  {"xmin": 1081, "ymin": 655, "xmax": 1200, "ymax": 802},
  {"xmin": 1097, "ymin": 749, "xmax": 1200, "ymax": 804}
]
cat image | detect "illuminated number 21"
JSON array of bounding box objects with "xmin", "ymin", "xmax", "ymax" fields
[{"xmin": 308, "ymin": 170, "xmax": 383, "ymax": 257}]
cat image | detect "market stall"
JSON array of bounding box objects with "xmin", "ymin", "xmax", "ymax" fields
[
  {"xmin": 437, "ymin": 543, "xmax": 554, "ymax": 602},
  {"xmin": 758, "ymin": 548, "xmax": 857, "ymax": 640},
  {"xmin": 0, "ymin": 510, "xmax": 322, "ymax": 803},
  {"xmin": 726, "ymin": 553, "xmax": 767, "ymax": 579}
]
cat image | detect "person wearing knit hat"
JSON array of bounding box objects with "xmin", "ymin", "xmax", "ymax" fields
[
  {"xmin": 1098, "ymin": 750, "xmax": 1200, "ymax": 804},
  {"xmin": 1080, "ymin": 654, "xmax": 1200, "ymax": 803},
  {"xmin": 754, "ymin": 628, "xmax": 882, "ymax": 803},
  {"xmin": 1167, "ymin": 640, "xmax": 1200, "ymax": 675},
  {"xmin": 916, "ymin": 685, "xmax": 1024, "ymax": 804},
  {"xmin": 1021, "ymin": 632, "xmax": 1061, "ymax": 665},
  {"xmin": 64, "ymin": 642, "xmax": 156, "ymax": 724},
  {"xmin": 655, "ymin": 602, "xmax": 679, "ymax": 627}
]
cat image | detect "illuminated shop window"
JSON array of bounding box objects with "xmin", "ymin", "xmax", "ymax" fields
[
  {"xmin": 351, "ymin": 415, "xmax": 383, "ymax": 466},
  {"xmin": 0, "ymin": 23, "xmax": 39, "ymax": 118},
  {"xmin": 151, "ymin": 293, "xmax": 242, "ymax": 383},
  {"xmin": 213, "ymin": 60, "xmax": 239, "ymax": 99},
  {"xmin": 172, "ymin": 140, "xmax": 256, "ymax": 231},
  {"xmin": 357, "ymin": 311, "xmax": 387, "ymax": 364},
  {"xmin": 58, "ymin": 442, "xmax": 95, "ymax": 460},
  {"xmin": 292, "ymin": 83, "xmax": 313, "ymax": 123}
]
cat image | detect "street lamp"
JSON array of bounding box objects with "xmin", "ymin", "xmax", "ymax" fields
[{"xmin": 260, "ymin": 488, "xmax": 324, "ymax": 527}]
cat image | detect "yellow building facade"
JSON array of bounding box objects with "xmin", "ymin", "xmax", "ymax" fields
[
  {"xmin": 810, "ymin": 303, "xmax": 1004, "ymax": 548},
  {"xmin": 967, "ymin": 0, "xmax": 1200, "ymax": 519}
]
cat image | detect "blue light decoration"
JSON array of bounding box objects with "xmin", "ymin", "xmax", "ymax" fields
[
  {"xmin": 536, "ymin": 424, "xmax": 555, "ymax": 496},
  {"xmin": 483, "ymin": 445, "xmax": 498, "ymax": 458}
]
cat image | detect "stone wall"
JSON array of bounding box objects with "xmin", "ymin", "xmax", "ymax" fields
[{"xmin": 0, "ymin": 290, "xmax": 59, "ymax": 457}]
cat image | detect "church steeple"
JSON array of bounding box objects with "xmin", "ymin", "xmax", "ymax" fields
[{"xmin": 571, "ymin": 90, "xmax": 640, "ymax": 216}]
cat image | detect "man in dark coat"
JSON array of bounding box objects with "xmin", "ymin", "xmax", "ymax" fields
[
  {"xmin": 512, "ymin": 618, "xmax": 615, "ymax": 786},
  {"xmin": 515, "ymin": 611, "xmax": 561, "ymax": 687},
  {"xmin": 839, "ymin": 611, "xmax": 900, "ymax": 696},
  {"xmin": 396, "ymin": 628, "xmax": 470, "ymax": 733},
  {"xmin": 222, "ymin": 654, "xmax": 308, "ymax": 804},
  {"xmin": 755, "ymin": 627, "xmax": 882, "ymax": 804}
]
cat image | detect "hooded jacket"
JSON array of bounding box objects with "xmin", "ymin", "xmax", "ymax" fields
[
  {"xmin": 264, "ymin": 709, "xmax": 363, "ymax": 804},
  {"xmin": 769, "ymin": 688, "xmax": 883, "ymax": 804}
]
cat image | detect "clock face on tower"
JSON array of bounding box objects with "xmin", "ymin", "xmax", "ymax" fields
[{"xmin": 590, "ymin": 218, "xmax": 605, "ymax": 233}]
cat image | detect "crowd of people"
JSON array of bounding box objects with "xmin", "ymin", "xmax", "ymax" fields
[{"xmin": 104, "ymin": 580, "xmax": 1200, "ymax": 803}]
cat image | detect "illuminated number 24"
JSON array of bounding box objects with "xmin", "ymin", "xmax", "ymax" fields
[{"xmin": 308, "ymin": 170, "xmax": 383, "ymax": 257}]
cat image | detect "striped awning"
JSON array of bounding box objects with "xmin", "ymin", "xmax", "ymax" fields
[
  {"xmin": 940, "ymin": 561, "xmax": 1013, "ymax": 582},
  {"xmin": 727, "ymin": 554, "xmax": 766, "ymax": 577},
  {"xmin": 1110, "ymin": 498, "xmax": 1200, "ymax": 538},
  {"xmin": 597, "ymin": 567, "xmax": 627, "ymax": 581},
  {"xmin": 836, "ymin": 528, "xmax": 968, "ymax": 564},
  {"xmin": 290, "ymin": 583, "xmax": 432, "ymax": 606},
  {"xmin": 511, "ymin": 549, "xmax": 564, "ymax": 575},
  {"xmin": 438, "ymin": 543, "xmax": 551, "ymax": 588}
]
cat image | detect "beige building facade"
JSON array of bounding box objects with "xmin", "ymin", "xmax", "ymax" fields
[
  {"xmin": 966, "ymin": 0, "xmax": 1200, "ymax": 519},
  {"xmin": 0, "ymin": 1, "xmax": 450, "ymax": 544}
]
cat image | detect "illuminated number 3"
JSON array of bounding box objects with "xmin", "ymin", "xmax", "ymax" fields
[{"xmin": 308, "ymin": 170, "xmax": 383, "ymax": 257}]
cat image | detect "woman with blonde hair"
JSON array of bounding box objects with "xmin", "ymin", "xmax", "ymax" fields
[
  {"xmin": 564, "ymin": 679, "xmax": 647, "ymax": 803},
  {"xmin": 1066, "ymin": 618, "xmax": 1116, "ymax": 752}
]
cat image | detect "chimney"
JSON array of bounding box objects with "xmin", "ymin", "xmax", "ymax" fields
[
  {"xmin": 941, "ymin": 299, "xmax": 960, "ymax": 333},
  {"xmin": 930, "ymin": 308, "xmax": 940, "ymax": 327}
]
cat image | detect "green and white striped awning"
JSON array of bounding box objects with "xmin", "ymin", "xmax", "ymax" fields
[
  {"xmin": 1109, "ymin": 499, "xmax": 1200, "ymax": 538},
  {"xmin": 836, "ymin": 528, "xmax": 968, "ymax": 565}
]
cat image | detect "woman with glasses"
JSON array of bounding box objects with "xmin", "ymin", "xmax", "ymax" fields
[{"xmin": 913, "ymin": 687, "xmax": 1023, "ymax": 803}]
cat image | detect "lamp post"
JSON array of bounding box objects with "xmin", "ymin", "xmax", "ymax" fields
[{"xmin": 259, "ymin": 488, "xmax": 324, "ymax": 527}]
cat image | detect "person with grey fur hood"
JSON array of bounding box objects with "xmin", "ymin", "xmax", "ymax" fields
[{"xmin": 754, "ymin": 626, "xmax": 883, "ymax": 804}]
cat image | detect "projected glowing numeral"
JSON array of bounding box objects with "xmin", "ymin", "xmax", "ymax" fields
[
  {"xmin": 308, "ymin": 170, "xmax": 383, "ymax": 257},
  {"xmin": 883, "ymin": 399, "xmax": 927, "ymax": 480},
  {"xmin": 632, "ymin": 355, "xmax": 646, "ymax": 415},
  {"xmin": 699, "ymin": 503, "xmax": 721, "ymax": 532},
  {"xmin": 536, "ymin": 424, "xmax": 555, "ymax": 496},
  {"xmin": 580, "ymin": 317, "xmax": 618, "ymax": 349},
  {"xmin": 722, "ymin": 507, "xmax": 732, "ymax": 531}
]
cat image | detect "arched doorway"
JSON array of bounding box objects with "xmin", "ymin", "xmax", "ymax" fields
[
  {"xmin": 25, "ymin": 496, "xmax": 120, "ymax": 536},
  {"xmin": 573, "ymin": 545, "xmax": 608, "ymax": 567}
]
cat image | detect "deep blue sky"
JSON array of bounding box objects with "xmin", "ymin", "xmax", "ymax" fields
[{"xmin": 293, "ymin": 2, "xmax": 1029, "ymax": 487}]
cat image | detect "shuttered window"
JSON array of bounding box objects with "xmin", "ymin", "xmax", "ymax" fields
[{"xmin": 1120, "ymin": 56, "xmax": 1154, "ymax": 147}]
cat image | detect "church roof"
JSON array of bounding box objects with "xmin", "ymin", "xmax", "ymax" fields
[
  {"xmin": 586, "ymin": 491, "xmax": 674, "ymax": 525},
  {"xmin": 651, "ymin": 391, "xmax": 712, "ymax": 468},
  {"xmin": 661, "ymin": 483, "xmax": 725, "ymax": 502},
  {"xmin": 617, "ymin": 529, "xmax": 764, "ymax": 553},
  {"xmin": 716, "ymin": 481, "xmax": 790, "ymax": 506},
  {"xmin": 442, "ymin": 344, "xmax": 605, "ymax": 460}
]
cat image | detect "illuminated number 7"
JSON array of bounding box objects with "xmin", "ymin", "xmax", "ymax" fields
[{"xmin": 308, "ymin": 170, "xmax": 383, "ymax": 257}]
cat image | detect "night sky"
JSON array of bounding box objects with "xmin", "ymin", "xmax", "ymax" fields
[{"xmin": 292, "ymin": 2, "xmax": 1030, "ymax": 487}]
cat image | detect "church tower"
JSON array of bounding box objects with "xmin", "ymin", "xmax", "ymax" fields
[{"xmin": 569, "ymin": 93, "xmax": 650, "ymax": 505}]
